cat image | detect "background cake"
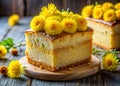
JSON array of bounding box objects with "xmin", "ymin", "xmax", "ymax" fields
[
  {"xmin": 25, "ymin": 3, "xmax": 93, "ymax": 72},
  {"xmin": 81, "ymin": 2, "xmax": 120, "ymax": 50}
]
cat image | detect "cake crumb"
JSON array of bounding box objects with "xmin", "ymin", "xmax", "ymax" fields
[{"xmin": 68, "ymin": 68, "xmax": 73, "ymax": 71}]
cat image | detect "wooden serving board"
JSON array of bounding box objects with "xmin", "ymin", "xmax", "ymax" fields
[{"xmin": 19, "ymin": 56, "xmax": 100, "ymax": 81}]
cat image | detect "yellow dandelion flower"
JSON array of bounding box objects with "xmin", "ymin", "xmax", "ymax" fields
[
  {"xmin": 102, "ymin": 52, "xmax": 119, "ymax": 71},
  {"xmin": 47, "ymin": 16, "xmax": 62, "ymax": 22},
  {"xmin": 44, "ymin": 19, "xmax": 62, "ymax": 35},
  {"xmin": 81, "ymin": 5, "xmax": 93, "ymax": 18},
  {"xmin": 0, "ymin": 45, "xmax": 7, "ymax": 59},
  {"xmin": 92, "ymin": 8, "xmax": 103, "ymax": 19},
  {"xmin": 93, "ymin": 4, "xmax": 102, "ymax": 10},
  {"xmin": 8, "ymin": 60, "xmax": 23, "ymax": 78},
  {"xmin": 40, "ymin": 3, "xmax": 61, "ymax": 18},
  {"xmin": 61, "ymin": 11, "xmax": 69, "ymax": 18},
  {"xmin": 8, "ymin": 14, "xmax": 19, "ymax": 27},
  {"xmin": 73, "ymin": 14, "xmax": 87, "ymax": 31},
  {"xmin": 114, "ymin": 3, "xmax": 120, "ymax": 10},
  {"xmin": 116, "ymin": 9, "xmax": 120, "ymax": 20},
  {"xmin": 103, "ymin": 9, "xmax": 116, "ymax": 22},
  {"xmin": 61, "ymin": 18, "xmax": 77, "ymax": 33},
  {"xmin": 102, "ymin": 2, "xmax": 114, "ymax": 12},
  {"xmin": 30, "ymin": 16, "xmax": 45, "ymax": 32}
]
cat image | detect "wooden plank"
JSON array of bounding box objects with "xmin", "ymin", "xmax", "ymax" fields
[
  {"xmin": 0, "ymin": 17, "xmax": 32, "ymax": 86},
  {"xmin": 0, "ymin": 0, "xmax": 24, "ymax": 17},
  {"xmin": 25, "ymin": 0, "xmax": 62, "ymax": 16},
  {"xmin": 0, "ymin": 17, "xmax": 10, "ymax": 41},
  {"xmin": 65, "ymin": 0, "xmax": 87, "ymax": 13},
  {"xmin": 91, "ymin": 0, "xmax": 118, "ymax": 4},
  {"xmin": 5, "ymin": 17, "xmax": 31, "ymax": 43},
  {"xmin": 102, "ymin": 70, "xmax": 120, "ymax": 86}
]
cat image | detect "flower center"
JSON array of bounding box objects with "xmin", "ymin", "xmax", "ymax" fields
[
  {"xmin": 108, "ymin": 14, "xmax": 112, "ymax": 17},
  {"xmin": 107, "ymin": 60, "xmax": 112, "ymax": 66},
  {"xmin": 35, "ymin": 21, "xmax": 40, "ymax": 26},
  {"xmin": 66, "ymin": 23, "xmax": 72, "ymax": 28},
  {"xmin": 0, "ymin": 50, "xmax": 2, "ymax": 54}
]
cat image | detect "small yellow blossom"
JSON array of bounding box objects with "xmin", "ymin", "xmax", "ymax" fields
[
  {"xmin": 0, "ymin": 45, "xmax": 7, "ymax": 59},
  {"xmin": 102, "ymin": 52, "xmax": 119, "ymax": 71},
  {"xmin": 8, "ymin": 60, "xmax": 23, "ymax": 78},
  {"xmin": 40, "ymin": 3, "xmax": 61, "ymax": 18},
  {"xmin": 93, "ymin": 4, "xmax": 102, "ymax": 10},
  {"xmin": 81, "ymin": 5, "xmax": 93, "ymax": 18},
  {"xmin": 115, "ymin": 9, "xmax": 120, "ymax": 20},
  {"xmin": 30, "ymin": 16, "xmax": 45, "ymax": 32},
  {"xmin": 61, "ymin": 11, "xmax": 69, "ymax": 18},
  {"xmin": 44, "ymin": 19, "xmax": 63, "ymax": 35},
  {"xmin": 73, "ymin": 15, "xmax": 87, "ymax": 31},
  {"xmin": 114, "ymin": 3, "xmax": 120, "ymax": 10},
  {"xmin": 61, "ymin": 18, "xmax": 77, "ymax": 33},
  {"xmin": 102, "ymin": 2, "xmax": 114, "ymax": 12},
  {"xmin": 8, "ymin": 14, "xmax": 19, "ymax": 27},
  {"xmin": 103, "ymin": 9, "xmax": 116, "ymax": 22},
  {"xmin": 92, "ymin": 8, "xmax": 103, "ymax": 19},
  {"xmin": 47, "ymin": 16, "xmax": 61, "ymax": 22}
]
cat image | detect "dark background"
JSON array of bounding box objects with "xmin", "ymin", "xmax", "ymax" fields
[{"xmin": 0, "ymin": 0, "xmax": 120, "ymax": 17}]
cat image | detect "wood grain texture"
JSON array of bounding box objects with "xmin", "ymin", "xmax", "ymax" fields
[
  {"xmin": 91, "ymin": 0, "xmax": 118, "ymax": 4},
  {"xmin": 25, "ymin": 0, "xmax": 62, "ymax": 16},
  {"xmin": 19, "ymin": 56, "xmax": 100, "ymax": 81},
  {"xmin": 0, "ymin": 0, "xmax": 24, "ymax": 17},
  {"xmin": 65, "ymin": 0, "xmax": 87, "ymax": 13}
]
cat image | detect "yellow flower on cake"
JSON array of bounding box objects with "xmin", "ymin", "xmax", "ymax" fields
[
  {"xmin": 115, "ymin": 9, "xmax": 120, "ymax": 20},
  {"xmin": 102, "ymin": 52, "xmax": 119, "ymax": 71},
  {"xmin": 0, "ymin": 45, "xmax": 7, "ymax": 59},
  {"xmin": 114, "ymin": 3, "xmax": 120, "ymax": 10},
  {"xmin": 93, "ymin": 4, "xmax": 102, "ymax": 10},
  {"xmin": 103, "ymin": 9, "xmax": 116, "ymax": 22},
  {"xmin": 8, "ymin": 60, "xmax": 23, "ymax": 78},
  {"xmin": 8, "ymin": 14, "xmax": 19, "ymax": 27},
  {"xmin": 44, "ymin": 19, "xmax": 63, "ymax": 35},
  {"xmin": 61, "ymin": 18, "xmax": 77, "ymax": 33},
  {"xmin": 61, "ymin": 11, "xmax": 69, "ymax": 18},
  {"xmin": 73, "ymin": 15, "xmax": 87, "ymax": 31},
  {"xmin": 81, "ymin": 5, "xmax": 93, "ymax": 18},
  {"xmin": 40, "ymin": 3, "xmax": 61, "ymax": 18},
  {"xmin": 30, "ymin": 16, "xmax": 45, "ymax": 32},
  {"xmin": 92, "ymin": 7, "xmax": 103, "ymax": 19},
  {"xmin": 47, "ymin": 16, "xmax": 62, "ymax": 22},
  {"xmin": 102, "ymin": 2, "xmax": 114, "ymax": 12}
]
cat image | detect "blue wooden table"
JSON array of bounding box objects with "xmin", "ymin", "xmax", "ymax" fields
[{"xmin": 0, "ymin": 17, "xmax": 120, "ymax": 86}]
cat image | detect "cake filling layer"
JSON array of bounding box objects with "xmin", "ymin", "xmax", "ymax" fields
[{"xmin": 26, "ymin": 40, "xmax": 92, "ymax": 68}]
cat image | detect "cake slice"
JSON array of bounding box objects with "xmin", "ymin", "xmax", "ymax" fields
[
  {"xmin": 87, "ymin": 18, "xmax": 120, "ymax": 50},
  {"xmin": 25, "ymin": 28, "xmax": 93, "ymax": 71},
  {"xmin": 81, "ymin": 2, "xmax": 120, "ymax": 50}
]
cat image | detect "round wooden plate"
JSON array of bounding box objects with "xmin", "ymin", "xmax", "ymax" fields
[{"xmin": 19, "ymin": 56, "xmax": 100, "ymax": 81}]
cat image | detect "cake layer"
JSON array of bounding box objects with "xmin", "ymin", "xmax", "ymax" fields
[
  {"xmin": 93, "ymin": 31, "xmax": 120, "ymax": 49},
  {"xmin": 25, "ymin": 28, "xmax": 93, "ymax": 50},
  {"xmin": 26, "ymin": 40, "xmax": 92, "ymax": 68},
  {"xmin": 26, "ymin": 52, "xmax": 91, "ymax": 72},
  {"xmin": 87, "ymin": 18, "xmax": 120, "ymax": 49}
]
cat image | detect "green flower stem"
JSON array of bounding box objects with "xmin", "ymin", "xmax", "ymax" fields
[
  {"xmin": 92, "ymin": 48, "xmax": 120, "ymax": 54},
  {"xmin": 13, "ymin": 42, "xmax": 25, "ymax": 48}
]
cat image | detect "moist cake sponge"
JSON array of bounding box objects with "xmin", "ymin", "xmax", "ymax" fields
[
  {"xmin": 25, "ymin": 28, "xmax": 93, "ymax": 71},
  {"xmin": 87, "ymin": 18, "xmax": 120, "ymax": 50}
]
